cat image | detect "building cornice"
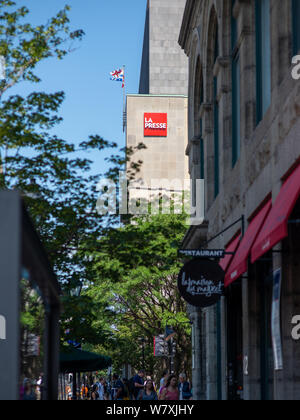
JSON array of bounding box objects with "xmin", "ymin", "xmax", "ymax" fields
[
  {"xmin": 126, "ymin": 94, "xmax": 188, "ymax": 98},
  {"xmin": 178, "ymin": 0, "xmax": 196, "ymax": 52}
]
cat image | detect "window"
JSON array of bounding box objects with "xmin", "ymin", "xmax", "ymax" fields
[
  {"xmin": 232, "ymin": 2, "xmax": 241, "ymax": 167},
  {"xmin": 256, "ymin": 0, "xmax": 271, "ymax": 124},
  {"xmin": 199, "ymin": 76, "xmax": 205, "ymax": 181},
  {"xmin": 292, "ymin": 0, "xmax": 300, "ymax": 55},
  {"xmin": 194, "ymin": 60, "xmax": 205, "ymax": 181},
  {"xmin": 200, "ymin": 138, "xmax": 204, "ymax": 180},
  {"xmin": 214, "ymin": 76, "xmax": 219, "ymax": 197},
  {"xmin": 213, "ymin": 24, "xmax": 219, "ymax": 198},
  {"xmin": 207, "ymin": 8, "xmax": 220, "ymax": 203}
]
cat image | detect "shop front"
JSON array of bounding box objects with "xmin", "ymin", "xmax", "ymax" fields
[
  {"xmin": 221, "ymin": 162, "xmax": 300, "ymax": 400},
  {"xmin": 0, "ymin": 191, "xmax": 61, "ymax": 400}
]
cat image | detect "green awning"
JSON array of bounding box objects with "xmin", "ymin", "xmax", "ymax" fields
[{"xmin": 60, "ymin": 348, "xmax": 112, "ymax": 373}]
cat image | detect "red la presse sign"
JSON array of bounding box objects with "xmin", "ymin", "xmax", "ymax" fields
[{"xmin": 144, "ymin": 113, "xmax": 167, "ymax": 137}]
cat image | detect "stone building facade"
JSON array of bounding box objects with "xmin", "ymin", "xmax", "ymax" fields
[
  {"xmin": 139, "ymin": 0, "xmax": 188, "ymax": 95},
  {"xmin": 126, "ymin": 0, "xmax": 189, "ymax": 206},
  {"xmin": 179, "ymin": 0, "xmax": 300, "ymax": 400},
  {"xmin": 126, "ymin": 94, "xmax": 188, "ymax": 202},
  {"xmin": 123, "ymin": 0, "xmax": 190, "ymax": 381}
]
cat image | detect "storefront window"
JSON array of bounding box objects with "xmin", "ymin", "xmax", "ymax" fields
[
  {"xmin": 292, "ymin": 0, "xmax": 300, "ymax": 55},
  {"xmin": 19, "ymin": 269, "xmax": 46, "ymax": 401}
]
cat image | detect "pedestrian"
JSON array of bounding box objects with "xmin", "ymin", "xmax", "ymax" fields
[
  {"xmin": 37, "ymin": 373, "xmax": 44, "ymax": 400},
  {"xmin": 104, "ymin": 378, "xmax": 112, "ymax": 400},
  {"xmin": 133, "ymin": 370, "xmax": 145, "ymax": 400},
  {"xmin": 103, "ymin": 378, "xmax": 109, "ymax": 396},
  {"xmin": 22, "ymin": 379, "xmax": 37, "ymax": 401},
  {"xmin": 128, "ymin": 375, "xmax": 136, "ymax": 400},
  {"xmin": 159, "ymin": 375, "xmax": 179, "ymax": 400},
  {"xmin": 104, "ymin": 390, "xmax": 110, "ymax": 400},
  {"xmin": 112, "ymin": 373, "xmax": 125, "ymax": 400},
  {"xmin": 98, "ymin": 377, "xmax": 105, "ymax": 400},
  {"xmin": 20, "ymin": 378, "xmax": 27, "ymax": 400},
  {"xmin": 65, "ymin": 384, "xmax": 72, "ymax": 400},
  {"xmin": 159, "ymin": 369, "xmax": 169, "ymax": 393},
  {"xmin": 81, "ymin": 384, "xmax": 88, "ymax": 400},
  {"xmin": 138, "ymin": 380, "xmax": 158, "ymax": 401},
  {"xmin": 144, "ymin": 375, "xmax": 157, "ymax": 392},
  {"xmin": 178, "ymin": 373, "xmax": 192, "ymax": 400},
  {"xmin": 122, "ymin": 378, "xmax": 130, "ymax": 400},
  {"xmin": 91, "ymin": 384, "xmax": 99, "ymax": 400}
]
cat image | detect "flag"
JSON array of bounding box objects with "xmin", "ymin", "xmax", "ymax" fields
[
  {"xmin": 110, "ymin": 68, "xmax": 124, "ymax": 88},
  {"xmin": 164, "ymin": 325, "xmax": 176, "ymax": 342}
]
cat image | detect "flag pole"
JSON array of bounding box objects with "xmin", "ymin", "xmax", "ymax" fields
[{"xmin": 122, "ymin": 65, "xmax": 126, "ymax": 133}]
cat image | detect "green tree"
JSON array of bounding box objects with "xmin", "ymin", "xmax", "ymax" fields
[
  {"xmin": 85, "ymin": 213, "xmax": 192, "ymax": 377},
  {"xmin": 0, "ymin": 1, "xmax": 123, "ymax": 346},
  {"xmin": 0, "ymin": 1, "xmax": 149, "ymax": 348}
]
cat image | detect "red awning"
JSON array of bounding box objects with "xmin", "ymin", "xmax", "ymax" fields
[
  {"xmin": 225, "ymin": 199, "xmax": 272, "ymax": 287},
  {"xmin": 251, "ymin": 164, "xmax": 300, "ymax": 263},
  {"xmin": 219, "ymin": 234, "xmax": 241, "ymax": 272}
]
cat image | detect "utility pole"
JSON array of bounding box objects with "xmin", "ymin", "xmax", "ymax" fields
[
  {"xmin": 0, "ymin": 56, "xmax": 6, "ymax": 176},
  {"xmin": 141, "ymin": 338, "xmax": 146, "ymax": 371},
  {"xmin": 169, "ymin": 338, "xmax": 175, "ymax": 374}
]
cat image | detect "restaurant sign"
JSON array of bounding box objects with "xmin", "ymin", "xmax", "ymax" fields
[
  {"xmin": 179, "ymin": 249, "xmax": 225, "ymax": 258},
  {"xmin": 178, "ymin": 259, "xmax": 225, "ymax": 307}
]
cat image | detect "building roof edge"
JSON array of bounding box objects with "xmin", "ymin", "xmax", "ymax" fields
[
  {"xmin": 126, "ymin": 94, "xmax": 188, "ymax": 98},
  {"xmin": 178, "ymin": 0, "xmax": 195, "ymax": 52}
]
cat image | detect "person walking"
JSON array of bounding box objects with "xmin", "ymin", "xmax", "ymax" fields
[
  {"xmin": 144, "ymin": 376, "xmax": 157, "ymax": 392},
  {"xmin": 159, "ymin": 375, "xmax": 179, "ymax": 401},
  {"xmin": 112, "ymin": 373, "xmax": 125, "ymax": 400},
  {"xmin": 133, "ymin": 370, "xmax": 145, "ymax": 400},
  {"xmin": 159, "ymin": 370, "xmax": 169, "ymax": 394},
  {"xmin": 122, "ymin": 378, "xmax": 130, "ymax": 400},
  {"xmin": 22, "ymin": 380, "xmax": 37, "ymax": 401},
  {"xmin": 178, "ymin": 373, "xmax": 192, "ymax": 400},
  {"xmin": 138, "ymin": 380, "xmax": 158, "ymax": 401},
  {"xmin": 97, "ymin": 377, "xmax": 105, "ymax": 400},
  {"xmin": 91, "ymin": 384, "xmax": 99, "ymax": 400}
]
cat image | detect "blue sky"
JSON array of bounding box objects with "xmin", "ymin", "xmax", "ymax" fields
[{"xmin": 6, "ymin": 0, "xmax": 147, "ymax": 175}]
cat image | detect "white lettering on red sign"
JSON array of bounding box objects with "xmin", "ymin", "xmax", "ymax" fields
[
  {"xmin": 145, "ymin": 118, "xmax": 167, "ymax": 129},
  {"xmin": 144, "ymin": 113, "xmax": 167, "ymax": 137}
]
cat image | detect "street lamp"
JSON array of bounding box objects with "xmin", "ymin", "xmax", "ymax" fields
[
  {"xmin": 164, "ymin": 318, "xmax": 193, "ymax": 374},
  {"xmin": 68, "ymin": 278, "xmax": 82, "ymax": 400},
  {"xmin": 139, "ymin": 338, "xmax": 146, "ymax": 371},
  {"xmin": 69, "ymin": 279, "xmax": 82, "ymax": 297}
]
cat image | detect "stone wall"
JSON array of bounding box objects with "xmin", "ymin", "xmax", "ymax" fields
[
  {"xmin": 126, "ymin": 94, "xmax": 189, "ymax": 195},
  {"xmin": 179, "ymin": 0, "xmax": 300, "ymax": 400},
  {"xmin": 139, "ymin": 0, "xmax": 189, "ymax": 96}
]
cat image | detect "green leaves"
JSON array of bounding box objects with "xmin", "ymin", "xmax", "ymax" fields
[
  {"xmin": 0, "ymin": 2, "xmax": 84, "ymax": 97},
  {"xmin": 79, "ymin": 135, "xmax": 118, "ymax": 151},
  {"xmin": 0, "ymin": 2, "xmax": 192, "ymax": 371},
  {"xmin": 0, "ymin": 0, "xmax": 123, "ymax": 349},
  {"xmin": 0, "ymin": 2, "xmax": 120, "ymax": 287},
  {"xmin": 86, "ymin": 213, "xmax": 192, "ymax": 371}
]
